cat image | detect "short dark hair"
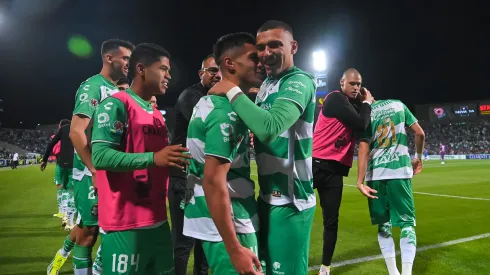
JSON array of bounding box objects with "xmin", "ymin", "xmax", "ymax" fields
[
  {"xmin": 258, "ymin": 20, "xmax": 294, "ymax": 36},
  {"xmin": 213, "ymin": 32, "xmax": 256, "ymax": 66},
  {"xmin": 101, "ymin": 39, "xmax": 135, "ymax": 56},
  {"xmin": 116, "ymin": 78, "xmax": 130, "ymax": 86},
  {"xmin": 59, "ymin": 119, "xmax": 71, "ymax": 127},
  {"xmin": 203, "ymin": 53, "xmax": 215, "ymax": 63},
  {"xmin": 129, "ymin": 43, "xmax": 171, "ymax": 78}
]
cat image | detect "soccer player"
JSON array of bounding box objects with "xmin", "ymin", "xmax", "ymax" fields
[
  {"xmin": 92, "ymin": 43, "xmax": 190, "ymax": 275},
  {"xmin": 312, "ymin": 69, "xmax": 374, "ymax": 275},
  {"xmin": 209, "ymin": 20, "xmax": 317, "ymax": 274},
  {"xmin": 440, "ymin": 143, "xmax": 445, "ymax": 164},
  {"xmin": 117, "ymin": 77, "xmax": 130, "ymax": 91},
  {"xmin": 49, "ymin": 134, "xmax": 63, "ymax": 219},
  {"xmin": 169, "ymin": 54, "xmax": 221, "ymax": 275},
  {"xmin": 41, "ymin": 119, "xmax": 76, "ymax": 231},
  {"xmin": 183, "ymin": 32, "xmax": 264, "ymax": 274},
  {"xmin": 11, "ymin": 152, "xmax": 18, "ymax": 169},
  {"xmin": 423, "ymin": 148, "xmax": 428, "ymax": 161},
  {"xmin": 357, "ymin": 99, "xmax": 425, "ymax": 275},
  {"xmin": 45, "ymin": 39, "xmax": 134, "ymax": 275}
]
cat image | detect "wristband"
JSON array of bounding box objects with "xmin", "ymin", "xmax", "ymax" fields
[
  {"xmin": 362, "ymin": 100, "xmax": 372, "ymax": 105},
  {"xmin": 416, "ymin": 153, "xmax": 422, "ymax": 159},
  {"xmin": 226, "ymin": 86, "xmax": 243, "ymax": 102}
]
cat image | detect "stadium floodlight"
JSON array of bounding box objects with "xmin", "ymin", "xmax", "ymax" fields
[{"xmin": 312, "ymin": 50, "xmax": 327, "ymax": 72}]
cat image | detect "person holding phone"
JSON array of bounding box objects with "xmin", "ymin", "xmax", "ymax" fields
[{"xmin": 312, "ymin": 68, "xmax": 374, "ymax": 275}]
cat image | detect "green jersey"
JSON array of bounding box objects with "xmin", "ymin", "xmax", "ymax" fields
[
  {"xmin": 183, "ymin": 96, "xmax": 257, "ymax": 242},
  {"xmin": 359, "ymin": 99, "xmax": 418, "ymax": 181},
  {"xmin": 254, "ymin": 66, "xmax": 316, "ymax": 211},
  {"xmin": 72, "ymin": 74, "xmax": 118, "ymax": 181}
]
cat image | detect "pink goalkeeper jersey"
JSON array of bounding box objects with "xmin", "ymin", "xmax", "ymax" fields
[{"xmin": 97, "ymin": 92, "xmax": 169, "ymax": 231}]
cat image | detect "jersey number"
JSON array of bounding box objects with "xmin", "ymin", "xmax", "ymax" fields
[
  {"xmin": 112, "ymin": 254, "xmax": 140, "ymax": 273},
  {"xmin": 376, "ymin": 121, "xmax": 397, "ymax": 148},
  {"xmin": 88, "ymin": 186, "xmax": 96, "ymax": 199}
]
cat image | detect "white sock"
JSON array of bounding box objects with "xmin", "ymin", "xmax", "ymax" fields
[
  {"xmin": 59, "ymin": 248, "xmax": 70, "ymax": 258},
  {"xmin": 61, "ymin": 191, "xmax": 68, "ymax": 216},
  {"xmin": 378, "ymin": 233, "xmax": 400, "ymax": 275},
  {"xmin": 402, "ymin": 263, "xmax": 413, "ymax": 275},
  {"xmin": 74, "ymin": 268, "xmax": 91, "ymax": 275},
  {"xmin": 400, "ymin": 226, "xmax": 417, "ymax": 275}
]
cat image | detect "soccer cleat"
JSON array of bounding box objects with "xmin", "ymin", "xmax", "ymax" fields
[
  {"xmin": 318, "ymin": 265, "xmax": 330, "ymax": 275},
  {"xmin": 53, "ymin": 213, "xmax": 63, "ymax": 218},
  {"xmin": 47, "ymin": 250, "xmax": 68, "ymax": 275},
  {"xmin": 61, "ymin": 217, "xmax": 67, "ymax": 227}
]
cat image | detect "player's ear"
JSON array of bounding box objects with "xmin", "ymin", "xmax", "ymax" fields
[
  {"xmin": 291, "ymin": 40, "xmax": 298, "ymax": 55},
  {"xmin": 136, "ymin": 63, "xmax": 145, "ymax": 77},
  {"xmin": 340, "ymin": 78, "xmax": 345, "ymax": 88},
  {"xmin": 224, "ymin": 57, "xmax": 235, "ymax": 73},
  {"xmin": 198, "ymin": 69, "xmax": 204, "ymax": 79}
]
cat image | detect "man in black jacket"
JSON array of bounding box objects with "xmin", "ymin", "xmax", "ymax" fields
[
  {"xmin": 312, "ymin": 68, "xmax": 374, "ymax": 275},
  {"xmin": 41, "ymin": 119, "xmax": 75, "ymax": 230},
  {"xmin": 169, "ymin": 54, "xmax": 221, "ymax": 275}
]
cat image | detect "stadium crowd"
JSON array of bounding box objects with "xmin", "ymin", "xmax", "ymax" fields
[{"xmin": 0, "ymin": 128, "xmax": 54, "ymax": 155}]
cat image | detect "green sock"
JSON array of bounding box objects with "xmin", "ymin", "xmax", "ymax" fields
[
  {"xmin": 60, "ymin": 235, "xmax": 75, "ymax": 257},
  {"xmin": 72, "ymin": 244, "xmax": 92, "ymax": 271}
]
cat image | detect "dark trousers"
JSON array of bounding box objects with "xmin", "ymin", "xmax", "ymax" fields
[
  {"xmin": 313, "ymin": 162, "xmax": 344, "ymax": 266},
  {"xmin": 168, "ymin": 177, "xmax": 208, "ymax": 275}
]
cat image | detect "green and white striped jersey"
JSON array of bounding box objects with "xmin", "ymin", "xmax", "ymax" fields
[
  {"xmin": 359, "ymin": 99, "xmax": 418, "ymax": 181},
  {"xmin": 72, "ymin": 74, "xmax": 118, "ymax": 181},
  {"xmin": 183, "ymin": 95, "xmax": 258, "ymax": 242},
  {"xmin": 254, "ymin": 66, "xmax": 317, "ymax": 211}
]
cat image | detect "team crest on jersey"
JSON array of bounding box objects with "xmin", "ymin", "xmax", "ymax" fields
[
  {"xmin": 90, "ymin": 98, "xmax": 99, "ymax": 108},
  {"xmin": 110, "ymin": 121, "xmax": 124, "ymax": 134}
]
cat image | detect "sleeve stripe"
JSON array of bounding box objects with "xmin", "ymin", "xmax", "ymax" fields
[
  {"xmin": 205, "ymin": 153, "xmax": 232, "ymax": 163},
  {"xmin": 91, "ymin": 140, "xmax": 120, "ymax": 145},
  {"xmin": 73, "ymin": 112, "xmax": 92, "ymax": 119},
  {"xmin": 407, "ymin": 120, "xmax": 418, "ymax": 127},
  {"xmin": 276, "ymin": 97, "xmax": 305, "ymax": 113}
]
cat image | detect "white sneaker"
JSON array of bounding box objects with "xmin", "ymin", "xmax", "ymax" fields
[
  {"xmin": 319, "ymin": 265, "xmax": 330, "ymax": 275},
  {"xmin": 61, "ymin": 217, "xmax": 67, "ymax": 227}
]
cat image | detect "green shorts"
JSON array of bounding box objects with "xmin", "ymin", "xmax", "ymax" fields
[
  {"xmin": 202, "ymin": 233, "xmax": 259, "ymax": 274},
  {"xmin": 74, "ymin": 176, "xmax": 98, "ymax": 227},
  {"xmin": 258, "ymin": 199, "xmax": 315, "ymax": 275},
  {"xmin": 54, "ymin": 165, "xmax": 73, "ymax": 189},
  {"xmin": 367, "ymin": 179, "xmax": 416, "ymax": 227},
  {"xmin": 102, "ymin": 222, "xmax": 174, "ymax": 275}
]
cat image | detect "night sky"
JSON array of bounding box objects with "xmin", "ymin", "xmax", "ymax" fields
[{"xmin": 0, "ymin": 0, "xmax": 486, "ymax": 128}]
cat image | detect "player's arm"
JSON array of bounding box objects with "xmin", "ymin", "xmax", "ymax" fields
[
  {"xmin": 202, "ymin": 110, "xmax": 261, "ymax": 273},
  {"xmin": 323, "ymin": 92, "xmax": 372, "ymax": 132},
  {"xmin": 91, "ymin": 97, "xmax": 154, "ymax": 171},
  {"xmin": 356, "ymin": 131, "xmax": 377, "ymax": 198},
  {"xmin": 91, "ymin": 98, "xmax": 189, "ymax": 171},
  {"xmin": 404, "ymin": 103, "xmax": 425, "ymax": 174},
  {"xmin": 70, "ymin": 84, "xmax": 102, "ymax": 176},
  {"xmin": 226, "ymin": 74, "xmax": 314, "ymax": 144}
]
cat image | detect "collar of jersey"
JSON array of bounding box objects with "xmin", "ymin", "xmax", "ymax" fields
[{"xmin": 125, "ymin": 88, "xmax": 153, "ymax": 111}]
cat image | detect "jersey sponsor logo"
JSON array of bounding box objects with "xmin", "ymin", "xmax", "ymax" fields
[
  {"xmin": 372, "ymin": 107, "xmax": 396, "ymax": 121},
  {"xmin": 220, "ymin": 122, "xmax": 233, "ymax": 142},
  {"xmin": 374, "ymin": 152, "xmax": 400, "ymax": 166},
  {"xmin": 83, "ymin": 85, "xmax": 90, "ymax": 91},
  {"xmin": 260, "ymin": 103, "xmax": 272, "ymax": 110},
  {"xmin": 98, "ymin": 113, "xmax": 110, "ymax": 124},
  {"xmin": 110, "ymin": 121, "xmax": 124, "ymax": 134},
  {"xmin": 334, "ymin": 135, "xmax": 349, "ymax": 149},
  {"xmin": 285, "ymin": 85, "xmax": 302, "ymax": 95},
  {"xmin": 272, "ymin": 261, "xmax": 284, "ymax": 274},
  {"xmin": 79, "ymin": 93, "xmax": 89, "ymax": 102}
]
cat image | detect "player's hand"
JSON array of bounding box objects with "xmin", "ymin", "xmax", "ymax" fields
[
  {"xmin": 229, "ymin": 246, "xmax": 263, "ymax": 275},
  {"xmin": 357, "ymin": 182, "xmax": 378, "ymax": 199},
  {"xmin": 40, "ymin": 161, "xmax": 47, "ymax": 171},
  {"xmin": 412, "ymin": 157, "xmax": 423, "ymax": 175},
  {"xmin": 249, "ymin": 132, "xmax": 255, "ymax": 148},
  {"xmin": 154, "ymin": 144, "xmax": 191, "ymax": 169},
  {"xmin": 360, "ymin": 87, "xmax": 374, "ymax": 104},
  {"xmin": 208, "ymin": 79, "xmax": 238, "ymax": 97},
  {"xmin": 91, "ymin": 170, "xmax": 98, "ymax": 192}
]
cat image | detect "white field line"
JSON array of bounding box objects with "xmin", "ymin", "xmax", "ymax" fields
[
  {"xmin": 308, "ymin": 232, "xmax": 490, "ymax": 271},
  {"xmin": 344, "ymin": 184, "xmax": 490, "ymax": 201}
]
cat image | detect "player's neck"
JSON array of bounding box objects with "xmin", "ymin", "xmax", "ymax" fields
[
  {"xmin": 129, "ymin": 82, "xmax": 152, "ymax": 102},
  {"xmin": 223, "ymin": 74, "xmax": 252, "ymax": 95},
  {"xmin": 99, "ymin": 66, "xmax": 118, "ymax": 84}
]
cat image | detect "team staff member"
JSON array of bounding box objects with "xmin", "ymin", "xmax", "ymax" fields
[
  {"xmin": 312, "ymin": 68, "xmax": 374, "ymax": 275},
  {"xmin": 169, "ymin": 54, "xmax": 221, "ymax": 275}
]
